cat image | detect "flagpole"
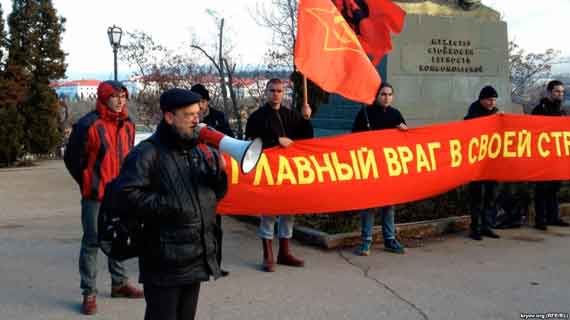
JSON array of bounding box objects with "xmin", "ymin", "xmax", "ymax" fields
[{"xmin": 303, "ymin": 75, "xmax": 308, "ymax": 106}]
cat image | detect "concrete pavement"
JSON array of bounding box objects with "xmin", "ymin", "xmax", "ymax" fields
[{"xmin": 0, "ymin": 160, "xmax": 568, "ymax": 320}]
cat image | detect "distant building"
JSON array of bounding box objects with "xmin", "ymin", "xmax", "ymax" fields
[{"xmin": 51, "ymin": 80, "xmax": 100, "ymax": 101}]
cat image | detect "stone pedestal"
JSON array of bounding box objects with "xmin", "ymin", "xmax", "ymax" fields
[{"xmin": 312, "ymin": 1, "xmax": 519, "ymax": 136}]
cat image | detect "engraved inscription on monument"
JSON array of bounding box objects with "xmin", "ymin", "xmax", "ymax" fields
[{"xmin": 420, "ymin": 38, "xmax": 483, "ymax": 73}]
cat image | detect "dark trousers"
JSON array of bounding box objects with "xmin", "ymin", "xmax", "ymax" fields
[
  {"xmin": 534, "ymin": 182, "xmax": 561, "ymax": 226},
  {"xmin": 469, "ymin": 181, "xmax": 497, "ymax": 232},
  {"xmin": 143, "ymin": 283, "xmax": 201, "ymax": 320},
  {"xmin": 216, "ymin": 214, "xmax": 223, "ymax": 266}
]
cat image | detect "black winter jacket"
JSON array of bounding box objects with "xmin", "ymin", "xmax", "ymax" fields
[
  {"xmin": 204, "ymin": 107, "xmax": 234, "ymax": 137},
  {"xmin": 115, "ymin": 121, "xmax": 228, "ymax": 286},
  {"xmin": 532, "ymin": 98, "xmax": 566, "ymax": 116},
  {"xmin": 245, "ymin": 103, "xmax": 313, "ymax": 149},
  {"xmin": 464, "ymin": 101, "xmax": 498, "ymax": 120},
  {"xmin": 352, "ymin": 105, "xmax": 406, "ymax": 133}
]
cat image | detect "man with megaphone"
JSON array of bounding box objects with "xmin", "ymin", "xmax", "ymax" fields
[
  {"xmin": 245, "ymin": 78, "xmax": 314, "ymax": 272},
  {"xmin": 113, "ymin": 88, "xmax": 229, "ymax": 320}
]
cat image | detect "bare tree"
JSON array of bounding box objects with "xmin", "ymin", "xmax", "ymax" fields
[
  {"xmin": 120, "ymin": 31, "xmax": 205, "ymax": 126},
  {"xmin": 190, "ymin": 12, "xmax": 245, "ymax": 138},
  {"xmin": 253, "ymin": 0, "xmax": 329, "ymax": 115},
  {"xmin": 509, "ymin": 41, "xmax": 561, "ymax": 100},
  {"xmin": 253, "ymin": 0, "xmax": 298, "ymax": 69}
]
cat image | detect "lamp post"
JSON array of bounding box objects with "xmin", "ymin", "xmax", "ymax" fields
[{"xmin": 107, "ymin": 25, "xmax": 123, "ymax": 81}]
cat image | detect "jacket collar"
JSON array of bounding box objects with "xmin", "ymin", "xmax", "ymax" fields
[{"xmin": 155, "ymin": 120, "xmax": 198, "ymax": 151}]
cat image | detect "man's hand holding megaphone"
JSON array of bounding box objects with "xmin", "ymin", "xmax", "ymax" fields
[{"xmin": 195, "ymin": 124, "xmax": 263, "ymax": 174}]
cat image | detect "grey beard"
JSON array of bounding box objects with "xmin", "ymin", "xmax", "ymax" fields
[{"xmin": 173, "ymin": 124, "xmax": 200, "ymax": 141}]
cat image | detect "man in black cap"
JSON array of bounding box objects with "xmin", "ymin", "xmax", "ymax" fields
[
  {"xmin": 191, "ymin": 83, "xmax": 234, "ymax": 137},
  {"xmin": 114, "ymin": 88, "xmax": 228, "ymax": 320},
  {"xmin": 531, "ymin": 80, "xmax": 570, "ymax": 230},
  {"xmin": 464, "ymin": 85, "xmax": 501, "ymax": 240},
  {"xmin": 191, "ymin": 83, "xmax": 232, "ymax": 276}
]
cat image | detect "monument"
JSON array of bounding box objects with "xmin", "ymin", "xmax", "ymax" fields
[{"xmin": 312, "ymin": 0, "xmax": 518, "ymax": 136}]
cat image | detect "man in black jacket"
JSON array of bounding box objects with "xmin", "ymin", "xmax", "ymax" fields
[
  {"xmin": 115, "ymin": 88, "xmax": 228, "ymax": 320},
  {"xmin": 191, "ymin": 83, "xmax": 234, "ymax": 137},
  {"xmin": 464, "ymin": 85, "xmax": 501, "ymax": 240},
  {"xmin": 531, "ymin": 80, "xmax": 570, "ymax": 230},
  {"xmin": 245, "ymin": 78, "xmax": 313, "ymax": 272},
  {"xmin": 191, "ymin": 83, "xmax": 232, "ymax": 277}
]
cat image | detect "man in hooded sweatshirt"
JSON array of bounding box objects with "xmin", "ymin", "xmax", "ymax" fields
[
  {"xmin": 531, "ymin": 80, "xmax": 570, "ymax": 230},
  {"xmin": 464, "ymin": 85, "xmax": 502, "ymax": 240},
  {"xmin": 64, "ymin": 80, "xmax": 143, "ymax": 315}
]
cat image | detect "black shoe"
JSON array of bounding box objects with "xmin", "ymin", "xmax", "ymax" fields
[
  {"xmin": 534, "ymin": 224, "xmax": 548, "ymax": 231},
  {"xmin": 548, "ymin": 219, "xmax": 570, "ymax": 227},
  {"xmin": 221, "ymin": 269, "xmax": 230, "ymax": 277},
  {"xmin": 469, "ymin": 231, "xmax": 482, "ymax": 241},
  {"xmin": 481, "ymin": 229, "xmax": 500, "ymax": 239}
]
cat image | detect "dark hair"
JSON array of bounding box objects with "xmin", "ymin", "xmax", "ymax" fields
[
  {"xmin": 547, "ymin": 80, "xmax": 564, "ymax": 92},
  {"xmin": 376, "ymin": 82, "xmax": 394, "ymax": 98},
  {"xmin": 190, "ymin": 83, "xmax": 210, "ymax": 101},
  {"xmin": 380, "ymin": 82, "xmax": 393, "ymax": 91},
  {"xmin": 266, "ymin": 78, "xmax": 283, "ymax": 89}
]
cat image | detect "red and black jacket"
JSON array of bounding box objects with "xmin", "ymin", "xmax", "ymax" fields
[{"xmin": 64, "ymin": 83, "xmax": 135, "ymax": 201}]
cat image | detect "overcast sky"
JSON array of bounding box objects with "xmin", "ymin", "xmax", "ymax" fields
[{"xmin": 1, "ymin": 0, "xmax": 569, "ymax": 79}]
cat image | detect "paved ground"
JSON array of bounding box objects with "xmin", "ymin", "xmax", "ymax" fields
[{"xmin": 0, "ymin": 160, "xmax": 569, "ymax": 320}]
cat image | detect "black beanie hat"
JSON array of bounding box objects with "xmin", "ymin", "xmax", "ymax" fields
[
  {"xmin": 159, "ymin": 88, "xmax": 201, "ymax": 112},
  {"xmin": 190, "ymin": 84, "xmax": 210, "ymax": 101},
  {"xmin": 479, "ymin": 86, "xmax": 498, "ymax": 100}
]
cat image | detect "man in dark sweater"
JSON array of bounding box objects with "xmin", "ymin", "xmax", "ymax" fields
[
  {"xmin": 191, "ymin": 84, "xmax": 234, "ymax": 137},
  {"xmin": 352, "ymin": 83, "xmax": 408, "ymax": 256},
  {"xmin": 191, "ymin": 83, "xmax": 233, "ymax": 276},
  {"xmin": 464, "ymin": 85, "xmax": 501, "ymax": 240},
  {"xmin": 245, "ymin": 78, "xmax": 313, "ymax": 272},
  {"xmin": 531, "ymin": 80, "xmax": 570, "ymax": 230}
]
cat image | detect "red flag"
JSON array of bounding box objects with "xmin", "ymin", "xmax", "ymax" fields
[
  {"xmin": 294, "ymin": 0, "xmax": 381, "ymax": 104},
  {"xmin": 334, "ymin": 0, "xmax": 406, "ymax": 64}
]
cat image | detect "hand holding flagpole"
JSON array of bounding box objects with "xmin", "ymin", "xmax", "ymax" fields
[{"xmin": 302, "ymin": 75, "xmax": 312, "ymax": 120}]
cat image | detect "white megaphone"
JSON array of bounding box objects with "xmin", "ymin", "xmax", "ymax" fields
[{"xmin": 197, "ymin": 124, "xmax": 263, "ymax": 174}]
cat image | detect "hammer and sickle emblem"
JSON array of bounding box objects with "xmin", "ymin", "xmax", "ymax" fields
[{"xmin": 332, "ymin": 15, "xmax": 359, "ymax": 45}]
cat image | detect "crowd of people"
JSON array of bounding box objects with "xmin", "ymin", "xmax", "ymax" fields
[{"xmin": 64, "ymin": 79, "xmax": 569, "ymax": 319}]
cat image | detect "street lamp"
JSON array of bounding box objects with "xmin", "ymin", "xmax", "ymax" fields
[{"xmin": 107, "ymin": 25, "xmax": 123, "ymax": 81}]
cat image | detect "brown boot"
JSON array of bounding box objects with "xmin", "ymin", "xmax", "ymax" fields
[
  {"xmin": 81, "ymin": 294, "xmax": 97, "ymax": 315},
  {"xmin": 262, "ymin": 239, "xmax": 275, "ymax": 272},
  {"xmin": 111, "ymin": 282, "xmax": 144, "ymax": 298},
  {"xmin": 277, "ymin": 238, "xmax": 305, "ymax": 267}
]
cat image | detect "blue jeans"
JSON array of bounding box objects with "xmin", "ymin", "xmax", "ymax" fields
[
  {"xmin": 360, "ymin": 206, "xmax": 396, "ymax": 242},
  {"xmin": 79, "ymin": 199, "xmax": 127, "ymax": 295},
  {"xmin": 258, "ymin": 215, "xmax": 294, "ymax": 240}
]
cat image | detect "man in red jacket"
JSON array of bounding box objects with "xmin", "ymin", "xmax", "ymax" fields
[{"xmin": 64, "ymin": 81, "xmax": 143, "ymax": 315}]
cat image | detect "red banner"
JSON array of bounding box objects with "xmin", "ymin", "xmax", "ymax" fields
[{"xmin": 218, "ymin": 114, "xmax": 570, "ymax": 215}]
